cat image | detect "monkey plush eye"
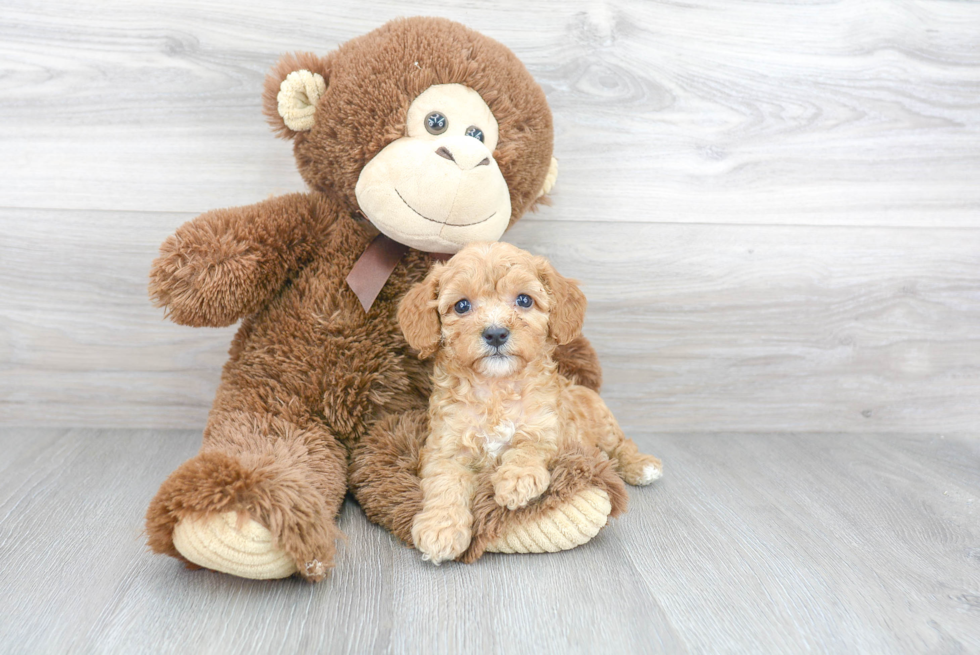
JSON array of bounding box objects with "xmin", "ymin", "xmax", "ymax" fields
[
  {"xmin": 425, "ymin": 112, "xmax": 448, "ymax": 135},
  {"xmin": 454, "ymin": 299, "xmax": 472, "ymax": 314},
  {"xmin": 464, "ymin": 126, "xmax": 485, "ymax": 142},
  {"xmin": 516, "ymin": 294, "xmax": 533, "ymax": 309}
]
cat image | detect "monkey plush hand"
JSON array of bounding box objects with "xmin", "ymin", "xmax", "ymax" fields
[{"xmin": 145, "ymin": 17, "xmax": 625, "ymax": 582}]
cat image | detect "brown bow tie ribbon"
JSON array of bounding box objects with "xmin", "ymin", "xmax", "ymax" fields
[{"xmin": 346, "ymin": 233, "xmax": 452, "ymax": 312}]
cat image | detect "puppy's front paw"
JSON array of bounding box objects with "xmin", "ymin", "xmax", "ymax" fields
[
  {"xmin": 619, "ymin": 454, "xmax": 663, "ymax": 486},
  {"xmin": 492, "ymin": 465, "xmax": 551, "ymax": 510},
  {"xmin": 411, "ymin": 512, "xmax": 472, "ymax": 565}
]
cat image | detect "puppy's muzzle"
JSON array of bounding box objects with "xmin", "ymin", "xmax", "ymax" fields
[{"xmin": 482, "ymin": 325, "xmax": 510, "ymax": 349}]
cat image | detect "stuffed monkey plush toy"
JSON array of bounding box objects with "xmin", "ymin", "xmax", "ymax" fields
[{"xmin": 145, "ymin": 17, "xmax": 628, "ymax": 581}]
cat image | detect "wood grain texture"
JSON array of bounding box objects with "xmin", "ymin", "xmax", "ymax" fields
[
  {"xmin": 2, "ymin": 208, "xmax": 978, "ymax": 432},
  {"xmin": 0, "ymin": 428, "xmax": 977, "ymax": 653},
  {"xmin": 1, "ymin": 0, "xmax": 978, "ymax": 226},
  {"xmin": 2, "ymin": 0, "xmax": 979, "ymax": 430}
]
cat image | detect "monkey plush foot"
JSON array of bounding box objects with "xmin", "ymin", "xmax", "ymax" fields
[
  {"xmin": 172, "ymin": 512, "xmax": 298, "ymax": 580},
  {"xmin": 459, "ymin": 446, "xmax": 629, "ymax": 563},
  {"xmin": 485, "ymin": 487, "xmax": 612, "ymax": 554},
  {"xmin": 146, "ymin": 432, "xmax": 344, "ymax": 582}
]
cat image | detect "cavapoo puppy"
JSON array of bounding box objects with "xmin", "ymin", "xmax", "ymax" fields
[{"xmin": 398, "ymin": 242, "xmax": 662, "ymax": 564}]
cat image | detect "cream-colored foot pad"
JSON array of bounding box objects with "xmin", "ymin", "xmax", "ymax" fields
[
  {"xmin": 172, "ymin": 511, "xmax": 297, "ymax": 579},
  {"xmin": 486, "ymin": 488, "xmax": 612, "ymax": 554}
]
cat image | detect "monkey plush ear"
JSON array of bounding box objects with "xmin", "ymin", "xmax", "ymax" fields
[
  {"xmin": 397, "ymin": 267, "xmax": 443, "ymax": 359},
  {"xmin": 262, "ymin": 52, "xmax": 331, "ymax": 139},
  {"xmin": 536, "ymin": 157, "xmax": 559, "ymax": 198},
  {"xmin": 536, "ymin": 257, "xmax": 587, "ymax": 345}
]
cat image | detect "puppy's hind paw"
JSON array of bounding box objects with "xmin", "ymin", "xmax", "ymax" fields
[
  {"xmin": 638, "ymin": 463, "xmax": 663, "ymax": 484},
  {"xmin": 620, "ymin": 455, "xmax": 663, "ymax": 486}
]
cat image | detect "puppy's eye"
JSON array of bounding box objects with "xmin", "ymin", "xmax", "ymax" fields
[
  {"xmin": 464, "ymin": 126, "xmax": 484, "ymax": 142},
  {"xmin": 425, "ymin": 112, "xmax": 448, "ymax": 135},
  {"xmin": 516, "ymin": 294, "xmax": 533, "ymax": 309},
  {"xmin": 454, "ymin": 299, "xmax": 472, "ymax": 315}
]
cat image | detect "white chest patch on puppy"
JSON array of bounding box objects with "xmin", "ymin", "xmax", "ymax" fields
[{"xmin": 481, "ymin": 419, "xmax": 516, "ymax": 458}]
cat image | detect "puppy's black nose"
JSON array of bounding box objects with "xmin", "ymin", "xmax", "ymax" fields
[{"xmin": 482, "ymin": 326, "xmax": 510, "ymax": 348}]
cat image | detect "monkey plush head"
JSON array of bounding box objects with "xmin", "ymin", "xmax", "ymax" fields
[{"xmin": 262, "ymin": 17, "xmax": 558, "ymax": 254}]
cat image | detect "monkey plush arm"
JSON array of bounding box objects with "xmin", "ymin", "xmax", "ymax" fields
[
  {"xmin": 150, "ymin": 193, "xmax": 330, "ymax": 327},
  {"xmin": 555, "ymin": 335, "xmax": 603, "ymax": 392}
]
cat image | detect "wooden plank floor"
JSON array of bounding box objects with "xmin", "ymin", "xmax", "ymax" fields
[{"xmin": 0, "ymin": 428, "xmax": 978, "ymax": 654}]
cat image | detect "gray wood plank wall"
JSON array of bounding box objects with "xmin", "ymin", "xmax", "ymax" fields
[{"xmin": 1, "ymin": 0, "xmax": 978, "ymax": 433}]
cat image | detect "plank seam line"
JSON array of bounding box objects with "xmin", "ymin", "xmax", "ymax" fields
[{"xmin": 1, "ymin": 206, "xmax": 979, "ymax": 232}]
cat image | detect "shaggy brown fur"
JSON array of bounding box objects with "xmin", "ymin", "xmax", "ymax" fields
[
  {"xmin": 145, "ymin": 17, "xmax": 605, "ymax": 581},
  {"xmin": 260, "ymin": 17, "xmax": 554, "ymax": 229}
]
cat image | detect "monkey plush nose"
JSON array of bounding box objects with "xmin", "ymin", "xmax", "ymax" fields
[
  {"xmin": 434, "ymin": 137, "xmax": 493, "ymax": 170},
  {"xmin": 482, "ymin": 326, "xmax": 510, "ymax": 348}
]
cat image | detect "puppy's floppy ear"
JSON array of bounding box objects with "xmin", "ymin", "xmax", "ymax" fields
[
  {"xmin": 398, "ymin": 266, "xmax": 443, "ymax": 358},
  {"xmin": 536, "ymin": 257, "xmax": 587, "ymax": 345}
]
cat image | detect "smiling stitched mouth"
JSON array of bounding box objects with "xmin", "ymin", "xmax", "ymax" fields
[{"xmin": 395, "ymin": 188, "xmax": 496, "ymax": 227}]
